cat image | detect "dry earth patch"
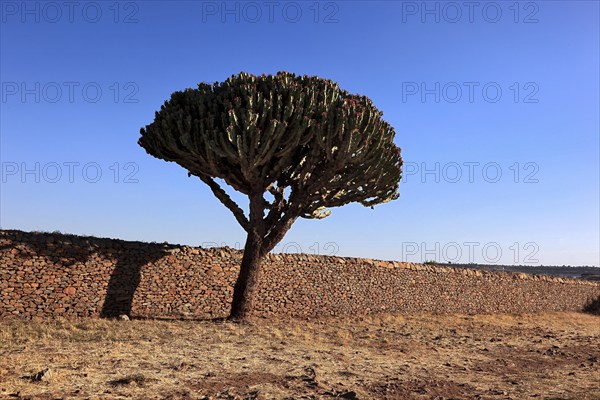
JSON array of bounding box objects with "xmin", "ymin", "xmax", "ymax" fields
[{"xmin": 0, "ymin": 312, "xmax": 598, "ymax": 399}]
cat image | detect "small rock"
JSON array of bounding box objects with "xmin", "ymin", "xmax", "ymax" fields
[
  {"xmin": 64, "ymin": 287, "xmax": 76, "ymax": 296},
  {"xmin": 32, "ymin": 368, "xmax": 51, "ymax": 382},
  {"xmin": 118, "ymin": 314, "xmax": 130, "ymax": 321}
]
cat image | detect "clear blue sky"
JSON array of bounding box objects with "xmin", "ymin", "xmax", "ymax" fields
[{"xmin": 1, "ymin": 1, "xmax": 598, "ymax": 266}]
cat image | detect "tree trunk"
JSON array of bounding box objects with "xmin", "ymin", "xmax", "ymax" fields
[{"xmin": 228, "ymin": 230, "xmax": 264, "ymax": 321}]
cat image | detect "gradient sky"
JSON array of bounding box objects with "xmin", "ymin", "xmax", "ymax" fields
[{"xmin": 1, "ymin": 1, "xmax": 598, "ymax": 266}]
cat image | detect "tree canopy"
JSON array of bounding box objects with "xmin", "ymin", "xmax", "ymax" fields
[{"xmin": 139, "ymin": 72, "xmax": 402, "ymax": 247}]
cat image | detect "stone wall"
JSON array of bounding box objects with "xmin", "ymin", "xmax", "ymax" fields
[{"xmin": 1, "ymin": 230, "xmax": 599, "ymax": 319}]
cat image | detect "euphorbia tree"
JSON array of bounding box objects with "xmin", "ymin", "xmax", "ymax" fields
[{"xmin": 139, "ymin": 72, "xmax": 403, "ymax": 321}]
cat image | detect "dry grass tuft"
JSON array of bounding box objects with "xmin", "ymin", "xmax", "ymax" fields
[{"xmin": 583, "ymin": 295, "xmax": 600, "ymax": 315}]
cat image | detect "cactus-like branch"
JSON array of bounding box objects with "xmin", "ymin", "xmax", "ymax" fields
[
  {"xmin": 263, "ymin": 182, "xmax": 286, "ymax": 228},
  {"xmin": 261, "ymin": 210, "xmax": 299, "ymax": 255},
  {"xmin": 195, "ymin": 174, "xmax": 250, "ymax": 232}
]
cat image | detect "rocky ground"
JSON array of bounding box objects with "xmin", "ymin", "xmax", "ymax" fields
[{"xmin": 0, "ymin": 312, "xmax": 599, "ymax": 399}]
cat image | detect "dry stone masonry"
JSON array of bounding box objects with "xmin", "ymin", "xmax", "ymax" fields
[{"xmin": 1, "ymin": 230, "xmax": 599, "ymax": 319}]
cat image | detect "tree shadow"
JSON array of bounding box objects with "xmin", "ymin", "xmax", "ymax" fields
[
  {"xmin": 0, "ymin": 230, "xmax": 168, "ymax": 318},
  {"xmin": 100, "ymin": 246, "xmax": 167, "ymax": 317}
]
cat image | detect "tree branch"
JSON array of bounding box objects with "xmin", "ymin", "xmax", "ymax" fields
[
  {"xmin": 264, "ymin": 183, "xmax": 286, "ymax": 229},
  {"xmin": 196, "ymin": 174, "xmax": 250, "ymax": 232},
  {"xmin": 261, "ymin": 209, "xmax": 299, "ymax": 256}
]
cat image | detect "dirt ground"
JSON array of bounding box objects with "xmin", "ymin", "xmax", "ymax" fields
[{"xmin": 0, "ymin": 312, "xmax": 598, "ymax": 399}]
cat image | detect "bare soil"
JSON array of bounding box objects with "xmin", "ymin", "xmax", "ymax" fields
[{"xmin": 0, "ymin": 312, "xmax": 598, "ymax": 399}]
